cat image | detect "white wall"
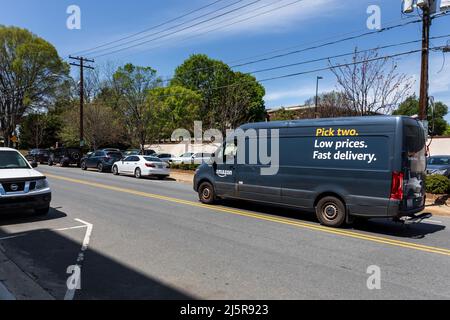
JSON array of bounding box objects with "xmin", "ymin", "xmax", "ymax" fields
[
  {"xmin": 428, "ymin": 138, "xmax": 450, "ymax": 156},
  {"xmin": 146, "ymin": 143, "xmax": 221, "ymax": 157}
]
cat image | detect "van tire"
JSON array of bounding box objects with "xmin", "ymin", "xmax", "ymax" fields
[
  {"xmin": 199, "ymin": 182, "xmax": 216, "ymax": 205},
  {"xmin": 316, "ymin": 196, "xmax": 346, "ymax": 228}
]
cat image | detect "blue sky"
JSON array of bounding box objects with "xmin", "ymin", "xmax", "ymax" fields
[{"xmin": 1, "ymin": 0, "xmax": 450, "ymax": 120}]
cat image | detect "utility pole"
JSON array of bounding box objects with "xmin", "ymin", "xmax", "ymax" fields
[
  {"xmin": 418, "ymin": 3, "xmax": 432, "ymax": 122},
  {"xmin": 315, "ymin": 76, "xmax": 323, "ymax": 118},
  {"xmin": 69, "ymin": 56, "xmax": 94, "ymax": 147}
]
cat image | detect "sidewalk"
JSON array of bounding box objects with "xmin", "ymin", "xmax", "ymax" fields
[{"xmin": 0, "ymin": 244, "xmax": 54, "ymax": 300}]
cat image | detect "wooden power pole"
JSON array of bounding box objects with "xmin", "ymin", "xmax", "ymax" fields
[
  {"xmin": 418, "ymin": 3, "xmax": 432, "ymax": 121},
  {"xmin": 69, "ymin": 56, "xmax": 94, "ymax": 147}
]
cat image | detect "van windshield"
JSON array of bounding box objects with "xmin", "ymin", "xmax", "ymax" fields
[
  {"xmin": 0, "ymin": 151, "xmax": 31, "ymax": 169},
  {"xmin": 404, "ymin": 123, "xmax": 426, "ymax": 173}
]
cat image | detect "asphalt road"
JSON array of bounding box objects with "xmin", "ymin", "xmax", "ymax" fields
[{"xmin": 1, "ymin": 165, "xmax": 450, "ymax": 300}]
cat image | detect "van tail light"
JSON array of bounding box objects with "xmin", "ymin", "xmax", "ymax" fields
[
  {"xmin": 145, "ymin": 163, "xmax": 155, "ymax": 168},
  {"xmin": 390, "ymin": 172, "xmax": 404, "ymax": 201}
]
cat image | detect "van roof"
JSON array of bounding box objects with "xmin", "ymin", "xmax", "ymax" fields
[{"xmin": 240, "ymin": 115, "xmax": 414, "ymax": 130}]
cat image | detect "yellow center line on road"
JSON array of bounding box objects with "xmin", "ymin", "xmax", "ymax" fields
[{"xmin": 46, "ymin": 173, "xmax": 450, "ymax": 257}]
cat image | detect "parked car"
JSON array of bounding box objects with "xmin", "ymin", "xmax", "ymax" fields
[
  {"xmin": 427, "ymin": 156, "xmax": 450, "ymax": 177},
  {"xmin": 192, "ymin": 153, "xmax": 213, "ymax": 165},
  {"xmin": 156, "ymin": 153, "xmax": 173, "ymax": 163},
  {"xmin": 0, "ymin": 148, "xmax": 51, "ymax": 216},
  {"xmin": 25, "ymin": 149, "xmax": 50, "ymax": 164},
  {"xmin": 143, "ymin": 149, "xmax": 157, "ymax": 156},
  {"xmin": 48, "ymin": 147, "xmax": 83, "ymax": 167},
  {"xmin": 112, "ymin": 155, "xmax": 170, "ymax": 180},
  {"xmin": 123, "ymin": 149, "xmax": 140, "ymax": 156},
  {"xmin": 81, "ymin": 150, "xmax": 123, "ymax": 172},
  {"xmin": 171, "ymin": 152, "xmax": 195, "ymax": 165}
]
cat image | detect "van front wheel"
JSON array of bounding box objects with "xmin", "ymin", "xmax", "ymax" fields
[
  {"xmin": 199, "ymin": 182, "xmax": 216, "ymax": 205},
  {"xmin": 316, "ymin": 196, "xmax": 346, "ymax": 228}
]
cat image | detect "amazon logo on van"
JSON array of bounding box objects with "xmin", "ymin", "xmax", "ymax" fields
[{"xmin": 216, "ymin": 170, "xmax": 233, "ymax": 178}]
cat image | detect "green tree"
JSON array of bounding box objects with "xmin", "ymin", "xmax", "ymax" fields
[
  {"xmin": 147, "ymin": 85, "xmax": 202, "ymax": 139},
  {"xmin": 19, "ymin": 111, "xmax": 62, "ymax": 149},
  {"xmin": 393, "ymin": 95, "xmax": 449, "ymax": 136},
  {"xmin": 112, "ymin": 63, "xmax": 162, "ymax": 151},
  {"xmin": 0, "ymin": 26, "xmax": 68, "ymax": 147},
  {"xmin": 171, "ymin": 54, "xmax": 266, "ymax": 131}
]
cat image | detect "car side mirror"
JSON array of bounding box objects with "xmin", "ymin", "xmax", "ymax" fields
[{"xmin": 31, "ymin": 162, "xmax": 38, "ymax": 168}]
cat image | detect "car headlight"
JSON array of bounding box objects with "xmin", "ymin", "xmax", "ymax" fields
[{"xmin": 35, "ymin": 179, "xmax": 49, "ymax": 190}]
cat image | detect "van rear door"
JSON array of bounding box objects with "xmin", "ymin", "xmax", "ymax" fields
[{"xmin": 401, "ymin": 120, "xmax": 427, "ymax": 213}]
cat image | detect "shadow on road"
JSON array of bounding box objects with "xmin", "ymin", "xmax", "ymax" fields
[
  {"xmin": 0, "ymin": 208, "xmax": 67, "ymax": 227},
  {"xmin": 220, "ymin": 199, "xmax": 446, "ymax": 240},
  {"xmin": 0, "ymin": 222, "xmax": 194, "ymax": 300}
]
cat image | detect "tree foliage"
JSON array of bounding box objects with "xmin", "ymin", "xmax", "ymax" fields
[
  {"xmin": 329, "ymin": 48, "xmax": 413, "ymax": 116},
  {"xmin": 171, "ymin": 54, "xmax": 265, "ymax": 131},
  {"xmin": 146, "ymin": 85, "xmax": 202, "ymax": 139},
  {"xmin": 393, "ymin": 95, "xmax": 449, "ymax": 136},
  {"xmin": 112, "ymin": 63, "xmax": 162, "ymax": 151},
  {"xmin": 0, "ymin": 26, "xmax": 68, "ymax": 146}
]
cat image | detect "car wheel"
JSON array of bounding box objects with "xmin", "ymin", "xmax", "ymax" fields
[
  {"xmin": 35, "ymin": 206, "xmax": 50, "ymax": 216},
  {"xmin": 135, "ymin": 168, "xmax": 142, "ymax": 179},
  {"xmin": 97, "ymin": 163, "xmax": 104, "ymax": 173},
  {"xmin": 198, "ymin": 182, "xmax": 216, "ymax": 205},
  {"xmin": 81, "ymin": 161, "xmax": 87, "ymax": 170},
  {"xmin": 315, "ymin": 196, "xmax": 346, "ymax": 228},
  {"xmin": 112, "ymin": 165, "xmax": 119, "ymax": 175}
]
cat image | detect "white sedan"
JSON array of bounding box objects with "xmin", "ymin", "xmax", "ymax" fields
[{"xmin": 112, "ymin": 155, "xmax": 170, "ymax": 180}]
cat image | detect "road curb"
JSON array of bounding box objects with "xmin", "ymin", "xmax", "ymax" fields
[{"xmin": 0, "ymin": 245, "xmax": 54, "ymax": 300}]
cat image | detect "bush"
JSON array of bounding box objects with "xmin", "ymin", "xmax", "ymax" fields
[
  {"xmin": 425, "ymin": 175, "xmax": 450, "ymax": 195},
  {"xmin": 170, "ymin": 163, "xmax": 200, "ymax": 171}
]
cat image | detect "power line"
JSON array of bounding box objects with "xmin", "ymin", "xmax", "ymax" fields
[
  {"xmin": 109, "ymin": 0, "xmax": 302, "ymax": 59},
  {"xmin": 150, "ymin": 47, "xmax": 445, "ymax": 101},
  {"xmin": 70, "ymin": 0, "xmax": 227, "ymax": 56},
  {"xmin": 92, "ymin": 0, "xmax": 265, "ymax": 58},
  {"xmin": 156, "ymin": 19, "xmax": 431, "ymax": 84},
  {"xmin": 247, "ymin": 34, "xmax": 450, "ymax": 75}
]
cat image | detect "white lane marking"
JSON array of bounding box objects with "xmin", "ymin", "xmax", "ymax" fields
[
  {"xmin": 0, "ymin": 225, "xmax": 87, "ymax": 241},
  {"xmin": 64, "ymin": 219, "xmax": 93, "ymax": 301},
  {"xmin": 427, "ymin": 220, "xmax": 443, "ymax": 225}
]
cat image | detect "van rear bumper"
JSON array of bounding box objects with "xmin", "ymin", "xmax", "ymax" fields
[
  {"xmin": 0, "ymin": 192, "xmax": 52, "ymax": 213},
  {"xmin": 387, "ymin": 199, "xmax": 425, "ymax": 217}
]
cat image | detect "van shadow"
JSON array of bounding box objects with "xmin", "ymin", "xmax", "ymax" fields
[
  {"xmin": 220, "ymin": 200, "xmax": 446, "ymax": 240},
  {"xmin": 0, "ymin": 207, "xmax": 67, "ymax": 227},
  {"xmin": 0, "ymin": 215, "xmax": 193, "ymax": 300}
]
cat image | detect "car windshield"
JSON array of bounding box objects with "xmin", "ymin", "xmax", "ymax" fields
[
  {"xmin": 0, "ymin": 151, "xmax": 30, "ymax": 169},
  {"xmin": 144, "ymin": 157, "xmax": 162, "ymax": 162},
  {"xmin": 107, "ymin": 152, "xmax": 123, "ymax": 158},
  {"xmin": 428, "ymin": 157, "xmax": 450, "ymax": 165}
]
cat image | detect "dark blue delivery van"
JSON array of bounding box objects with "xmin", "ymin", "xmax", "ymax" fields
[{"xmin": 193, "ymin": 116, "xmax": 427, "ymax": 228}]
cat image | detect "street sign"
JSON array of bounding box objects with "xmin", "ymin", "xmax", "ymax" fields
[{"xmin": 10, "ymin": 136, "xmax": 18, "ymax": 143}]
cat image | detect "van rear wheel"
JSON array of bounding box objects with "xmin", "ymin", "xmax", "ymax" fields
[
  {"xmin": 316, "ymin": 196, "xmax": 346, "ymax": 228},
  {"xmin": 199, "ymin": 182, "xmax": 216, "ymax": 205}
]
